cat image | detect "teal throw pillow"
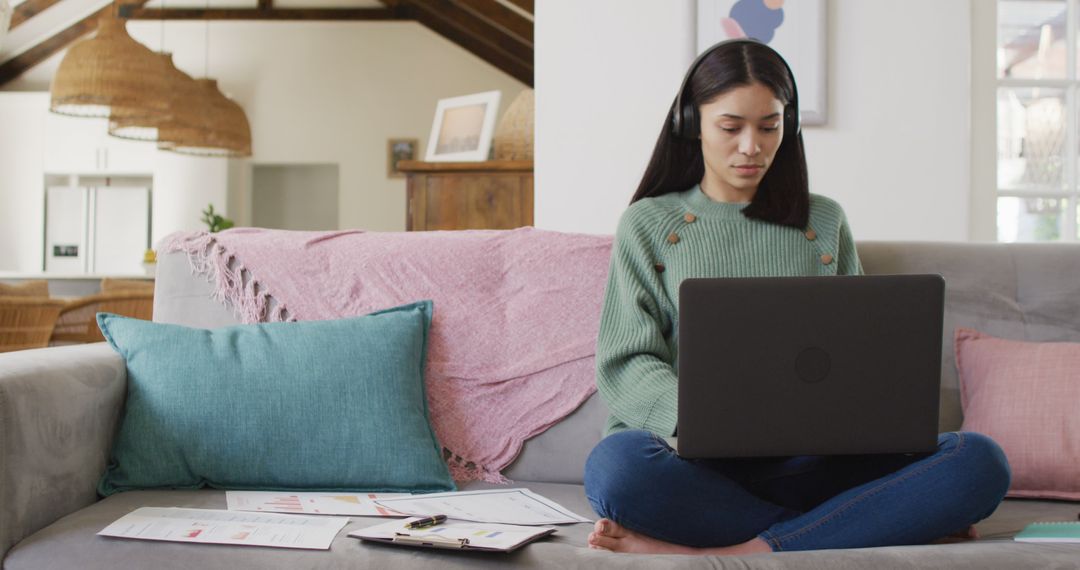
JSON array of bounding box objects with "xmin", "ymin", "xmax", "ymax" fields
[{"xmin": 97, "ymin": 300, "xmax": 454, "ymax": 495}]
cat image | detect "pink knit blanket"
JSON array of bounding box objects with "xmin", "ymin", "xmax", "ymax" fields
[{"xmin": 161, "ymin": 227, "xmax": 613, "ymax": 482}]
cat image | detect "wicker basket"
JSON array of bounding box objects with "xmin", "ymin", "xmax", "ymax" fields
[{"xmin": 493, "ymin": 89, "xmax": 534, "ymax": 161}]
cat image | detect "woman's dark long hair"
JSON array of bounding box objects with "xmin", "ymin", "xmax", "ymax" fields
[{"xmin": 631, "ymin": 42, "xmax": 810, "ymax": 229}]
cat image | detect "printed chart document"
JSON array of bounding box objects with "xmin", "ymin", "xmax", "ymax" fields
[
  {"xmin": 350, "ymin": 516, "xmax": 556, "ymax": 552},
  {"xmin": 226, "ymin": 491, "xmax": 409, "ymax": 517},
  {"xmin": 373, "ymin": 488, "xmax": 592, "ymax": 526},
  {"xmin": 98, "ymin": 507, "xmax": 349, "ymax": 550}
]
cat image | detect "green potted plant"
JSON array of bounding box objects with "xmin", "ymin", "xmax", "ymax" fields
[{"xmin": 201, "ymin": 204, "xmax": 234, "ymax": 233}]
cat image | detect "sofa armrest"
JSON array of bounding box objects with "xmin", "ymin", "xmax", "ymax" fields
[{"xmin": 0, "ymin": 343, "xmax": 125, "ymax": 559}]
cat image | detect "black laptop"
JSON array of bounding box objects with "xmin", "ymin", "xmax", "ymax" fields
[{"xmin": 676, "ymin": 274, "xmax": 944, "ymax": 458}]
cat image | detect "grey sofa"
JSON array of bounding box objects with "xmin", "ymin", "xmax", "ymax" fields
[{"xmin": 4, "ymin": 241, "xmax": 1080, "ymax": 569}]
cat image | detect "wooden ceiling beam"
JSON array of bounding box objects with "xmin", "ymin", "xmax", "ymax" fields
[
  {"xmin": 0, "ymin": 1, "xmax": 148, "ymax": 87},
  {"xmin": 457, "ymin": 0, "xmax": 531, "ymax": 45},
  {"xmin": 10, "ymin": 0, "xmax": 64, "ymax": 30},
  {"xmin": 407, "ymin": 0, "xmax": 529, "ymax": 62},
  {"xmin": 391, "ymin": 0, "xmax": 532, "ymax": 86},
  {"xmin": 118, "ymin": 7, "xmax": 403, "ymax": 20}
]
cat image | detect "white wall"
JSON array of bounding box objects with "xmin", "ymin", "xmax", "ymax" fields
[
  {"xmin": 252, "ymin": 164, "xmax": 340, "ymax": 230},
  {"xmin": 536, "ymin": 0, "xmax": 973, "ymax": 241},
  {"xmin": 151, "ymin": 152, "xmax": 230, "ymax": 245},
  {"xmin": 0, "ymin": 93, "xmax": 47, "ymax": 272},
  {"xmin": 969, "ymin": 0, "xmax": 997, "ymax": 242},
  {"xmin": 5, "ymin": 20, "xmax": 527, "ymax": 233}
]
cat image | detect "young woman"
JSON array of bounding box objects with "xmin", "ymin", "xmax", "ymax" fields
[{"xmin": 584, "ymin": 40, "xmax": 1011, "ymax": 556}]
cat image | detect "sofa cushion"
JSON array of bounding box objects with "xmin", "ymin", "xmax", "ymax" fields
[
  {"xmin": 955, "ymin": 327, "xmax": 1080, "ymax": 500},
  {"xmin": 856, "ymin": 242, "xmax": 1080, "ymax": 434},
  {"xmin": 6, "ymin": 485, "xmax": 1080, "ymax": 569},
  {"xmin": 503, "ymin": 392, "xmax": 608, "ymax": 484},
  {"xmin": 96, "ymin": 301, "xmax": 454, "ymax": 495}
]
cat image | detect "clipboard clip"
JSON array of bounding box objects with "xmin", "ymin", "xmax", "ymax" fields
[{"xmin": 392, "ymin": 532, "xmax": 470, "ymax": 548}]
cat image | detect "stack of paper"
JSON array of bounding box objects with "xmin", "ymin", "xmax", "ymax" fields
[
  {"xmin": 97, "ymin": 507, "xmax": 349, "ymax": 550},
  {"xmin": 97, "ymin": 488, "xmax": 592, "ymax": 553}
]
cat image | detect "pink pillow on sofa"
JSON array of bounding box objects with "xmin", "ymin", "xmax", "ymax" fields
[{"xmin": 955, "ymin": 327, "xmax": 1080, "ymax": 501}]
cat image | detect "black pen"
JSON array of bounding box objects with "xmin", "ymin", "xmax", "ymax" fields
[{"xmin": 404, "ymin": 514, "xmax": 447, "ymax": 529}]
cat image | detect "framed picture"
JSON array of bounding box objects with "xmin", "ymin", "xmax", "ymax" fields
[
  {"xmin": 387, "ymin": 138, "xmax": 419, "ymax": 178},
  {"xmin": 424, "ymin": 90, "xmax": 502, "ymax": 162},
  {"xmin": 697, "ymin": 0, "xmax": 827, "ymax": 125}
]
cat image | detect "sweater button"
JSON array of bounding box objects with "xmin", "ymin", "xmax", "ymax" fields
[
  {"xmin": 805, "ymin": 228, "xmax": 817, "ymax": 241},
  {"xmin": 667, "ymin": 232, "xmax": 680, "ymax": 244},
  {"xmin": 684, "ymin": 213, "xmax": 697, "ymax": 223},
  {"xmin": 820, "ymin": 253, "xmax": 834, "ymax": 265},
  {"xmin": 654, "ymin": 263, "xmax": 666, "ymax": 273}
]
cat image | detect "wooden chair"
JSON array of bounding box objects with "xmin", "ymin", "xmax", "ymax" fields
[
  {"xmin": 51, "ymin": 291, "xmax": 155, "ymax": 345},
  {"xmin": 100, "ymin": 278, "xmax": 155, "ymax": 294},
  {"xmin": 0, "ymin": 280, "xmax": 50, "ymax": 297},
  {"xmin": 0, "ymin": 297, "xmax": 68, "ymax": 353}
]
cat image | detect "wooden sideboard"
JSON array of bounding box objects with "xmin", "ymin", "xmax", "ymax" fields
[{"xmin": 397, "ymin": 160, "xmax": 533, "ymax": 231}]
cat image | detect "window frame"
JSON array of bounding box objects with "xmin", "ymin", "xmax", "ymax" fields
[{"xmin": 995, "ymin": 0, "xmax": 1079, "ymax": 242}]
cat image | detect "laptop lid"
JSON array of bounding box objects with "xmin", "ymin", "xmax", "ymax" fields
[{"xmin": 676, "ymin": 274, "xmax": 944, "ymax": 458}]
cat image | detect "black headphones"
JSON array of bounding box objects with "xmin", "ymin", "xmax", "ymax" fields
[{"xmin": 670, "ymin": 38, "xmax": 800, "ymax": 141}]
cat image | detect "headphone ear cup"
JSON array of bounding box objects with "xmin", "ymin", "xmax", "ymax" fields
[
  {"xmin": 785, "ymin": 104, "xmax": 800, "ymax": 136},
  {"xmin": 680, "ymin": 101, "xmax": 699, "ymax": 140}
]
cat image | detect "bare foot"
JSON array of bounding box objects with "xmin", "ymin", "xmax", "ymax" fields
[
  {"xmin": 932, "ymin": 525, "xmax": 979, "ymax": 544},
  {"xmin": 587, "ymin": 518, "xmax": 773, "ymax": 556}
]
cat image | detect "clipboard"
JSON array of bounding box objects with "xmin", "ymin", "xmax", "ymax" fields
[{"xmin": 349, "ymin": 518, "xmax": 557, "ymax": 552}]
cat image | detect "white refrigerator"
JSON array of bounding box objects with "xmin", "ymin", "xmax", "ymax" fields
[{"xmin": 45, "ymin": 183, "xmax": 151, "ymax": 275}]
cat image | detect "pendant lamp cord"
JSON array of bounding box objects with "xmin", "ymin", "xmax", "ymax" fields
[{"xmin": 204, "ymin": 0, "xmax": 209, "ymax": 77}]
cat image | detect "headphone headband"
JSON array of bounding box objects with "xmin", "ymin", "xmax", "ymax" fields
[{"xmin": 671, "ymin": 38, "xmax": 800, "ymax": 140}]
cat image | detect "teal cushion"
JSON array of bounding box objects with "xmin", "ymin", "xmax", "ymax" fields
[{"xmin": 96, "ymin": 300, "xmax": 454, "ymax": 495}]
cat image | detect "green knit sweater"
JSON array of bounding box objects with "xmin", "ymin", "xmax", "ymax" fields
[{"xmin": 596, "ymin": 185, "xmax": 863, "ymax": 437}]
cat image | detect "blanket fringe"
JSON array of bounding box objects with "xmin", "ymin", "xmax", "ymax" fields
[
  {"xmin": 160, "ymin": 231, "xmax": 291, "ymax": 324},
  {"xmin": 448, "ymin": 461, "xmax": 509, "ymax": 485}
]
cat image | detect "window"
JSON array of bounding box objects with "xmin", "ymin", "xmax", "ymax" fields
[{"xmin": 997, "ymin": 0, "xmax": 1079, "ymax": 241}]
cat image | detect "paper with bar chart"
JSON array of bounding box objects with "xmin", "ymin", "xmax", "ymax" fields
[
  {"xmin": 373, "ymin": 488, "xmax": 592, "ymax": 525},
  {"xmin": 97, "ymin": 507, "xmax": 349, "ymax": 550},
  {"xmin": 226, "ymin": 491, "xmax": 410, "ymax": 517}
]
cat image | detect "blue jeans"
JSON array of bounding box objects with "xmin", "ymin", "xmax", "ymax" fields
[{"xmin": 584, "ymin": 430, "xmax": 1011, "ymax": 551}]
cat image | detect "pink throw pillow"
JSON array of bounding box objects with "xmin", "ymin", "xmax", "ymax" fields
[{"xmin": 955, "ymin": 328, "xmax": 1080, "ymax": 501}]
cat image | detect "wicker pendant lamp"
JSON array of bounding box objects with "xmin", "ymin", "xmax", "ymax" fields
[
  {"xmin": 158, "ymin": 79, "xmax": 251, "ymax": 157},
  {"xmin": 108, "ymin": 53, "xmax": 198, "ymax": 141},
  {"xmin": 49, "ymin": 8, "xmax": 169, "ymax": 118}
]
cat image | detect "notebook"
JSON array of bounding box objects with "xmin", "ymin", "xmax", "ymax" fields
[
  {"xmin": 1014, "ymin": 521, "xmax": 1080, "ymax": 543},
  {"xmin": 350, "ymin": 517, "xmax": 556, "ymax": 552}
]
